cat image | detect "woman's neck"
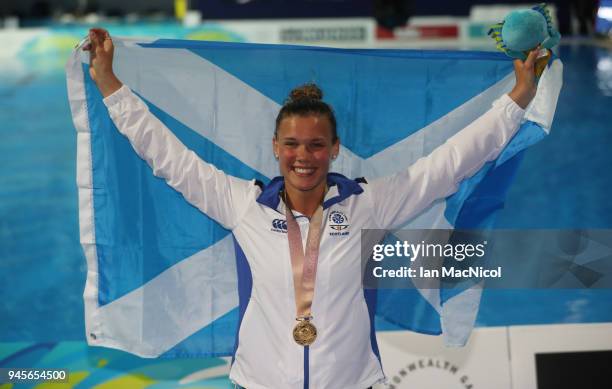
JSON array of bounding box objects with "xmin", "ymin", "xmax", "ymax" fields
[{"xmin": 284, "ymin": 184, "xmax": 326, "ymax": 218}]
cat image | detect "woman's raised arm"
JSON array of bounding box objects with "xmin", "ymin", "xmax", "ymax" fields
[
  {"xmin": 368, "ymin": 48, "xmax": 540, "ymax": 229},
  {"xmin": 85, "ymin": 28, "xmax": 258, "ymax": 230}
]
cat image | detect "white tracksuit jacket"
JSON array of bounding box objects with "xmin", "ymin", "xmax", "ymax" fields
[{"xmin": 103, "ymin": 85, "xmax": 525, "ymax": 389}]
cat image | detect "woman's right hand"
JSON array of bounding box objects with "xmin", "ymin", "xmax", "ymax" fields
[{"xmin": 84, "ymin": 28, "xmax": 122, "ymax": 98}]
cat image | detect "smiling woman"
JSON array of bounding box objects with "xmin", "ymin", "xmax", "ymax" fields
[
  {"xmin": 84, "ymin": 26, "xmax": 541, "ymax": 389},
  {"xmin": 273, "ymin": 84, "xmax": 340, "ymax": 218}
]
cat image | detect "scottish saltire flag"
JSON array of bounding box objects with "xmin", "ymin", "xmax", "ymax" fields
[{"xmin": 66, "ymin": 38, "xmax": 562, "ymax": 357}]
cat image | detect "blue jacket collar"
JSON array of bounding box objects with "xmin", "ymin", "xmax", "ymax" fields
[{"xmin": 256, "ymin": 172, "xmax": 364, "ymax": 211}]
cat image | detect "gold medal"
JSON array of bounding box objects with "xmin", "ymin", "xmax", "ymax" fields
[{"xmin": 293, "ymin": 318, "xmax": 317, "ymax": 346}]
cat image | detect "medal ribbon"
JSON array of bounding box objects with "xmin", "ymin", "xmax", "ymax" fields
[{"xmin": 285, "ymin": 201, "xmax": 324, "ymax": 318}]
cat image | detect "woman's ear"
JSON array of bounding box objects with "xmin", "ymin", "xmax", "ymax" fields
[
  {"xmin": 272, "ymin": 137, "xmax": 279, "ymax": 159},
  {"xmin": 332, "ymin": 139, "xmax": 340, "ymax": 160}
]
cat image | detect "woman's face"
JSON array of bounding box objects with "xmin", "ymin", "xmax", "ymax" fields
[{"xmin": 273, "ymin": 114, "xmax": 339, "ymax": 197}]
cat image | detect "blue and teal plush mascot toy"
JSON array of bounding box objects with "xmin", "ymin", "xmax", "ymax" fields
[{"xmin": 488, "ymin": 3, "xmax": 561, "ymax": 77}]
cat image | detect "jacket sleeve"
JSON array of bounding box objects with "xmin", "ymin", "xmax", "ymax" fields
[
  {"xmin": 103, "ymin": 85, "xmax": 258, "ymax": 230},
  {"xmin": 368, "ymin": 93, "xmax": 525, "ymax": 230}
]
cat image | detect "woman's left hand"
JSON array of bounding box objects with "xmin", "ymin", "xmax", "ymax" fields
[{"xmin": 508, "ymin": 47, "xmax": 539, "ymax": 109}]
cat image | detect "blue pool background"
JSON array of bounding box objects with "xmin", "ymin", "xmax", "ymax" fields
[{"xmin": 0, "ymin": 25, "xmax": 611, "ymax": 387}]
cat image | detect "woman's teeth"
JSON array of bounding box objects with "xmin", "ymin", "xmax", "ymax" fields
[{"xmin": 294, "ymin": 167, "xmax": 315, "ymax": 174}]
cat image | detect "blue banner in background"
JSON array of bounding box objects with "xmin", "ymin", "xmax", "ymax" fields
[{"xmin": 192, "ymin": 0, "xmax": 373, "ymax": 19}]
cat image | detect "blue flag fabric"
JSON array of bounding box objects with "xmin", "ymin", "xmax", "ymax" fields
[{"xmin": 66, "ymin": 38, "xmax": 562, "ymax": 357}]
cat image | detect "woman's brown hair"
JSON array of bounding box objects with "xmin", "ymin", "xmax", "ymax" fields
[{"xmin": 274, "ymin": 83, "xmax": 338, "ymax": 143}]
